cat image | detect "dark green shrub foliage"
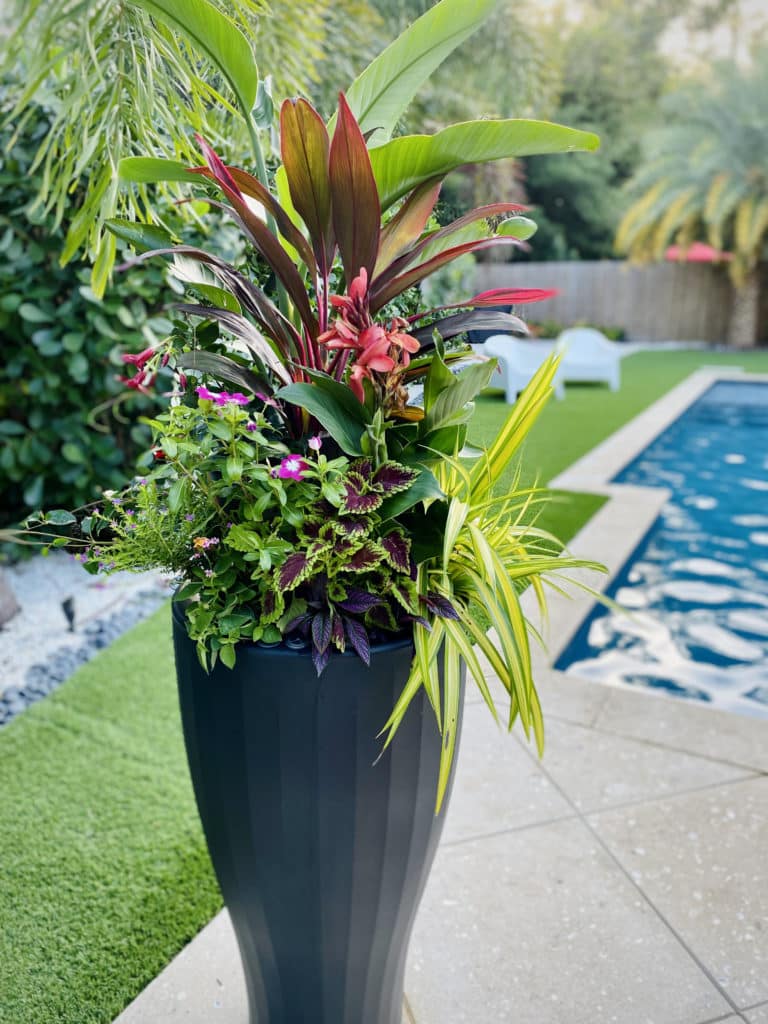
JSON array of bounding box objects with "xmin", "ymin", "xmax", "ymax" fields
[{"xmin": 0, "ymin": 78, "xmax": 170, "ymax": 526}]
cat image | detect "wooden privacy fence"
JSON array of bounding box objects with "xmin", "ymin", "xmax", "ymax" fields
[{"xmin": 473, "ymin": 260, "xmax": 734, "ymax": 342}]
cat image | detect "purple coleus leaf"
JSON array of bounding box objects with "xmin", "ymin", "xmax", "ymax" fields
[
  {"xmin": 285, "ymin": 612, "xmax": 312, "ymax": 634},
  {"xmin": 337, "ymin": 588, "xmax": 382, "ymax": 613},
  {"xmin": 341, "ymin": 479, "xmax": 383, "ymax": 514},
  {"xmin": 347, "ymin": 543, "xmax": 384, "ymax": 572},
  {"xmin": 372, "ymin": 462, "xmax": 418, "ymax": 494},
  {"xmin": 345, "ymin": 618, "xmax": 371, "ymax": 666},
  {"xmin": 278, "ymin": 552, "xmax": 310, "ymax": 590},
  {"xmin": 312, "ymin": 612, "xmax": 332, "ymax": 654},
  {"xmin": 403, "ymin": 614, "xmax": 433, "ymax": 632},
  {"xmin": 313, "ymin": 644, "xmax": 331, "ymax": 676},
  {"xmin": 425, "ymin": 593, "xmax": 461, "ymax": 620},
  {"xmin": 350, "ymin": 458, "xmax": 373, "ymax": 481},
  {"xmin": 381, "ymin": 531, "xmax": 411, "ymax": 573},
  {"xmin": 332, "ymin": 517, "xmax": 368, "ymax": 536}
]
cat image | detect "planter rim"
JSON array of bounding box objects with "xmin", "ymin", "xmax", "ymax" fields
[{"xmin": 171, "ymin": 597, "xmax": 415, "ymax": 659}]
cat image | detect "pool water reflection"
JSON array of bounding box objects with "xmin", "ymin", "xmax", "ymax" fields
[{"xmin": 556, "ymin": 381, "xmax": 768, "ymax": 717}]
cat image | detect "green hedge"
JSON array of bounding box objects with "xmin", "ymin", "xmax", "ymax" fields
[{"xmin": 0, "ymin": 79, "xmax": 171, "ymax": 527}]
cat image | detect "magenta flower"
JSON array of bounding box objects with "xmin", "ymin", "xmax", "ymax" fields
[
  {"xmin": 246, "ymin": 422, "xmax": 258, "ymax": 432},
  {"xmin": 308, "ymin": 435, "xmax": 322, "ymax": 452},
  {"xmin": 276, "ymin": 456, "xmax": 310, "ymax": 481},
  {"xmin": 196, "ymin": 386, "xmax": 216, "ymax": 401}
]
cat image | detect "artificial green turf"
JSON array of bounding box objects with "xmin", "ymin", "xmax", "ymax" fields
[
  {"xmin": 0, "ymin": 608, "xmax": 221, "ymax": 1024},
  {"xmin": 2, "ymin": 346, "xmax": 768, "ymax": 1024}
]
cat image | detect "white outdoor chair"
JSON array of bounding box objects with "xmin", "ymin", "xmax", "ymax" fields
[
  {"xmin": 556, "ymin": 327, "xmax": 621, "ymax": 391},
  {"xmin": 472, "ymin": 335, "xmax": 565, "ymax": 403}
]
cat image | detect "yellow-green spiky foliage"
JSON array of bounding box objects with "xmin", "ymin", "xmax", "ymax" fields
[
  {"xmin": 380, "ymin": 355, "xmax": 606, "ymax": 811},
  {"xmin": 616, "ymin": 56, "xmax": 768, "ymax": 286}
]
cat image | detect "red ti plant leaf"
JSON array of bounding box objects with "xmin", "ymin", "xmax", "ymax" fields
[
  {"xmin": 344, "ymin": 617, "xmax": 371, "ymax": 665},
  {"xmin": 466, "ymin": 288, "xmax": 559, "ymax": 306},
  {"xmin": 381, "ymin": 531, "xmax": 411, "ymax": 573},
  {"xmin": 193, "ymin": 137, "xmax": 318, "ymax": 337},
  {"xmin": 372, "ymin": 462, "xmax": 418, "ymax": 494},
  {"xmin": 329, "ymin": 93, "xmax": 381, "ymax": 285},
  {"xmin": 347, "ymin": 543, "xmax": 384, "ymax": 572},
  {"xmin": 374, "ymin": 177, "xmax": 442, "ymax": 277},
  {"xmin": 189, "ymin": 163, "xmax": 317, "ymax": 274},
  {"xmin": 278, "ymin": 551, "xmax": 311, "ymax": 590},
  {"xmin": 369, "ymin": 235, "xmax": 522, "ymax": 313},
  {"xmin": 372, "ymin": 201, "xmax": 527, "ymax": 295},
  {"xmin": 280, "ymin": 98, "xmax": 335, "ymax": 275}
]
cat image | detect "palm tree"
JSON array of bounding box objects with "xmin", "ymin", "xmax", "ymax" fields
[{"xmin": 616, "ymin": 55, "xmax": 768, "ymax": 347}]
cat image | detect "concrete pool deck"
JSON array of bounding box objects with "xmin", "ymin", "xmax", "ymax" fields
[{"xmin": 114, "ymin": 370, "xmax": 768, "ymax": 1024}]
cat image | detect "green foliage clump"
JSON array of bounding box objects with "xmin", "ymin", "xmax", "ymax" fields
[{"xmin": 0, "ymin": 81, "xmax": 171, "ymax": 526}]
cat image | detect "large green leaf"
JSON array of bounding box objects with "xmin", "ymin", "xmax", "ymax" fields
[
  {"xmin": 276, "ymin": 383, "xmax": 366, "ymax": 455},
  {"xmin": 338, "ymin": 0, "xmax": 501, "ymax": 143},
  {"xmin": 129, "ymin": 0, "xmax": 258, "ymax": 118},
  {"xmin": 423, "ymin": 361, "xmax": 496, "ymax": 433},
  {"xmin": 371, "ymin": 119, "xmax": 601, "ymax": 210},
  {"xmin": 379, "ymin": 467, "xmax": 444, "ymax": 520}
]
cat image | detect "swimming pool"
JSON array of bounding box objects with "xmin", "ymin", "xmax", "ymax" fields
[{"xmin": 555, "ymin": 380, "xmax": 768, "ymax": 717}]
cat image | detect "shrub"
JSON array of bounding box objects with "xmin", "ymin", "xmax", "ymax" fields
[{"xmin": 0, "ymin": 77, "xmax": 172, "ymax": 527}]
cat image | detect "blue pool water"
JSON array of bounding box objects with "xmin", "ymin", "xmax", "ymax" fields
[{"xmin": 556, "ymin": 380, "xmax": 768, "ymax": 717}]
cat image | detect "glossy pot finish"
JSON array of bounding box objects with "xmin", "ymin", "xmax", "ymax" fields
[{"xmin": 173, "ymin": 605, "xmax": 463, "ymax": 1024}]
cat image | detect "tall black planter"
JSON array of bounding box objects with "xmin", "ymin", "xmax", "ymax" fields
[{"xmin": 173, "ymin": 604, "xmax": 464, "ymax": 1024}]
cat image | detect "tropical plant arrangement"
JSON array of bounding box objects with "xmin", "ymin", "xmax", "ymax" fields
[
  {"xmin": 22, "ymin": 1, "xmax": 603, "ymax": 1018},
  {"xmin": 30, "ymin": 82, "xmax": 601, "ymax": 800}
]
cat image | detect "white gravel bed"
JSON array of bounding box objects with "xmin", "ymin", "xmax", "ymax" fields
[{"xmin": 0, "ymin": 551, "xmax": 173, "ymax": 700}]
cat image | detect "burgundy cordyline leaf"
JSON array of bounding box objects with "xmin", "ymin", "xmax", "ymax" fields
[
  {"xmin": 347, "ymin": 544, "xmax": 383, "ymax": 572},
  {"xmin": 329, "ymin": 93, "xmax": 381, "ymax": 284},
  {"xmin": 193, "ymin": 140, "xmax": 318, "ymax": 336},
  {"xmin": 467, "ymin": 287, "xmax": 559, "ymax": 307},
  {"xmin": 331, "ymin": 614, "xmax": 345, "ymax": 651},
  {"xmin": 337, "ymin": 588, "xmax": 382, "ymax": 613},
  {"xmin": 312, "ymin": 612, "xmax": 332, "ymax": 654},
  {"xmin": 278, "ymin": 552, "xmax": 310, "ymax": 589},
  {"xmin": 341, "ymin": 482, "xmax": 382, "ymax": 514},
  {"xmin": 374, "ymin": 178, "xmax": 442, "ymax": 277},
  {"xmin": 372, "ymin": 201, "xmax": 528, "ymax": 294},
  {"xmin": 381, "ymin": 532, "xmax": 411, "ymax": 572},
  {"xmin": 280, "ymin": 99, "xmax": 334, "ymax": 273},
  {"xmin": 313, "ymin": 644, "xmax": 331, "ymax": 676},
  {"xmin": 344, "ymin": 618, "xmax": 371, "ymax": 666},
  {"xmin": 425, "ymin": 593, "xmax": 460, "ymax": 620},
  {"xmin": 370, "ymin": 236, "xmax": 525, "ymax": 313},
  {"xmin": 190, "ymin": 163, "xmax": 316, "ymax": 273},
  {"xmin": 372, "ymin": 462, "xmax": 418, "ymax": 494}
]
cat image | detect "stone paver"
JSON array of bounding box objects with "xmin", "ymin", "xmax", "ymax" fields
[
  {"xmin": 593, "ymin": 686, "xmax": 768, "ymax": 774},
  {"xmin": 407, "ymin": 818, "xmax": 730, "ymax": 1024},
  {"xmin": 534, "ymin": 716, "xmax": 755, "ymax": 813},
  {"xmin": 746, "ymin": 1003, "xmax": 768, "ymax": 1022},
  {"xmin": 590, "ymin": 776, "xmax": 768, "ymax": 1008},
  {"xmin": 442, "ymin": 702, "xmax": 572, "ymax": 844}
]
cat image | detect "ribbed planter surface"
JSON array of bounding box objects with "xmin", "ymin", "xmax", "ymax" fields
[{"xmin": 173, "ymin": 604, "xmax": 463, "ymax": 1024}]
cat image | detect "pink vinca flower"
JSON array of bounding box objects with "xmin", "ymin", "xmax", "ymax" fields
[{"xmin": 276, "ymin": 456, "xmax": 310, "ymax": 481}]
